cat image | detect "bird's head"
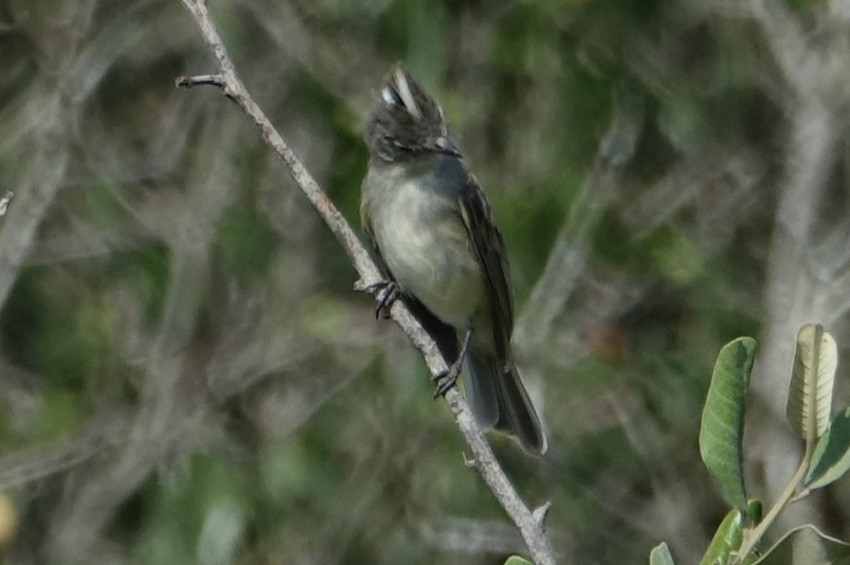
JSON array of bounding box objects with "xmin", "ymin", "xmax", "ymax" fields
[{"xmin": 365, "ymin": 64, "xmax": 460, "ymax": 163}]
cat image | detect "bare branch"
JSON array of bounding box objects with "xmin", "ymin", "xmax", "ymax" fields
[
  {"xmin": 0, "ymin": 412, "xmax": 124, "ymax": 490},
  {"xmin": 750, "ymin": 0, "xmax": 812, "ymax": 93},
  {"xmin": 0, "ymin": 98, "xmax": 70, "ymax": 309},
  {"xmin": 176, "ymin": 74, "xmax": 227, "ymax": 89},
  {"xmin": 176, "ymin": 0, "xmax": 556, "ymax": 563}
]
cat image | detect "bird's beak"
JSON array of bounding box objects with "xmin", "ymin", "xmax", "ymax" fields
[{"xmin": 431, "ymin": 136, "xmax": 461, "ymax": 156}]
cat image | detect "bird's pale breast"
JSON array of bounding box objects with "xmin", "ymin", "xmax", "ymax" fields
[{"xmin": 364, "ymin": 163, "xmax": 486, "ymax": 330}]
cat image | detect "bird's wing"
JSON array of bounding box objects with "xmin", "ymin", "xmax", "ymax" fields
[{"xmin": 458, "ymin": 173, "xmax": 515, "ymax": 366}]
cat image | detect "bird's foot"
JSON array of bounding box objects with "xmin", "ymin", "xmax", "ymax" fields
[
  {"xmin": 432, "ymin": 326, "xmax": 474, "ymax": 397},
  {"xmin": 432, "ymin": 362, "xmax": 462, "ymax": 397},
  {"xmin": 364, "ymin": 280, "xmax": 401, "ymax": 319}
]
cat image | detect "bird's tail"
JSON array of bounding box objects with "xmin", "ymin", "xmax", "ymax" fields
[{"xmin": 466, "ymin": 352, "xmax": 547, "ymax": 455}]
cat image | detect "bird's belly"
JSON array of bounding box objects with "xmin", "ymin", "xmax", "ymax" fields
[{"xmin": 374, "ymin": 184, "xmax": 485, "ymax": 329}]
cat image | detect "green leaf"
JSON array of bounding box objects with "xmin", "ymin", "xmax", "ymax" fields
[
  {"xmin": 504, "ymin": 557, "xmax": 534, "ymax": 565},
  {"xmin": 649, "ymin": 542, "xmax": 676, "ymax": 565},
  {"xmin": 700, "ymin": 337, "xmax": 757, "ymax": 511},
  {"xmin": 805, "ymin": 407, "xmax": 850, "ymax": 490},
  {"xmin": 746, "ymin": 499, "xmax": 763, "ymax": 526},
  {"xmin": 753, "ymin": 524, "xmax": 850, "ymax": 565},
  {"xmin": 786, "ymin": 324, "xmax": 837, "ymax": 442},
  {"xmin": 699, "ymin": 507, "xmax": 744, "ymax": 565}
]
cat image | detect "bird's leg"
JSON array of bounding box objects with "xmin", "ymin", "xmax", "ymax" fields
[
  {"xmin": 433, "ymin": 325, "xmax": 473, "ymax": 397},
  {"xmin": 364, "ymin": 280, "xmax": 401, "ymax": 319}
]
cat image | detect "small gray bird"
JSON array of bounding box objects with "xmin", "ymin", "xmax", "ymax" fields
[{"xmin": 361, "ymin": 64, "xmax": 547, "ymax": 455}]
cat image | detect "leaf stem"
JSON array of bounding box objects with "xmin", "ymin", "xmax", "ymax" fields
[{"xmin": 736, "ymin": 440, "xmax": 814, "ymax": 559}]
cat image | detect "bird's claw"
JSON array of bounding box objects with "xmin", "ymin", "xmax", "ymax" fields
[
  {"xmin": 432, "ymin": 362, "xmax": 462, "ymax": 397},
  {"xmin": 432, "ymin": 326, "xmax": 473, "ymax": 398},
  {"xmin": 365, "ymin": 280, "xmax": 401, "ymax": 319}
]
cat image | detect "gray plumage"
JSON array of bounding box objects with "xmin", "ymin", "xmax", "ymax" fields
[{"xmin": 361, "ymin": 64, "xmax": 547, "ymax": 455}]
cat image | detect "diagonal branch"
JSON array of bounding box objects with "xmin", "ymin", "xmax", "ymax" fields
[{"xmin": 175, "ymin": 1, "xmax": 555, "ymax": 563}]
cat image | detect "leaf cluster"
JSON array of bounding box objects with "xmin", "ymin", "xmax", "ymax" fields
[{"xmin": 652, "ymin": 325, "xmax": 850, "ymax": 564}]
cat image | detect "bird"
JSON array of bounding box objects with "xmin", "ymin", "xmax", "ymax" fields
[{"xmin": 360, "ymin": 64, "xmax": 547, "ymax": 455}]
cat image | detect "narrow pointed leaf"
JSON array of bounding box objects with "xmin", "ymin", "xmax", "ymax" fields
[
  {"xmin": 650, "ymin": 542, "xmax": 676, "ymax": 565},
  {"xmin": 786, "ymin": 325, "xmax": 837, "ymax": 441},
  {"xmin": 805, "ymin": 407, "xmax": 850, "ymax": 490},
  {"xmin": 700, "ymin": 337, "xmax": 757, "ymax": 511},
  {"xmin": 699, "ymin": 507, "xmax": 744, "ymax": 565},
  {"xmin": 753, "ymin": 524, "xmax": 850, "ymax": 565}
]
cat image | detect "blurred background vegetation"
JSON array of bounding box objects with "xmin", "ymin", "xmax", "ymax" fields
[{"xmin": 1, "ymin": 0, "xmax": 849, "ymax": 563}]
